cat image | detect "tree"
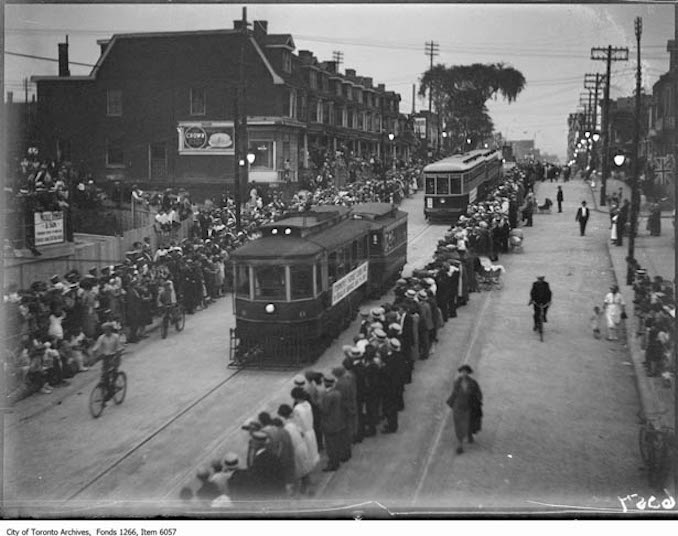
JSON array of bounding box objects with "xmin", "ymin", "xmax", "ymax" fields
[{"xmin": 420, "ymin": 62, "xmax": 526, "ymax": 151}]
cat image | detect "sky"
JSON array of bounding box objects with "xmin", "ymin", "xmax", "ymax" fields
[{"xmin": 4, "ymin": 2, "xmax": 676, "ymax": 161}]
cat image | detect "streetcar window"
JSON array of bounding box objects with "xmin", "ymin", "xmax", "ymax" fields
[
  {"xmin": 328, "ymin": 252, "xmax": 338, "ymax": 283},
  {"xmin": 315, "ymin": 263, "xmax": 322, "ymax": 294},
  {"xmin": 253, "ymin": 265, "xmax": 286, "ymax": 300},
  {"xmin": 236, "ymin": 265, "xmax": 251, "ymax": 299},
  {"xmin": 450, "ymin": 176, "xmax": 462, "ymax": 194},
  {"xmin": 425, "ymin": 176, "xmax": 435, "ymax": 194},
  {"xmin": 351, "ymin": 241, "xmax": 359, "ymax": 270},
  {"xmin": 290, "ymin": 264, "xmax": 314, "ymax": 300},
  {"xmin": 436, "ymin": 176, "xmax": 449, "ymax": 195}
]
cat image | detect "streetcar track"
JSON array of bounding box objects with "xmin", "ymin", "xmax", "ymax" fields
[
  {"xmin": 59, "ymin": 203, "xmax": 437, "ymax": 504},
  {"xmin": 410, "ymin": 289, "xmax": 494, "ymax": 505},
  {"xmin": 66, "ymin": 367, "xmax": 244, "ymax": 501}
]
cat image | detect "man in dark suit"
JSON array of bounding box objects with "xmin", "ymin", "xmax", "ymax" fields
[
  {"xmin": 575, "ymin": 200, "xmax": 590, "ymax": 236},
  {"xmin": 617, "ymin": 199, "xmax": 629, "ymax": 246},
  {"xmin": 319, "ymin": 375, "xmax": 345, "ymax": 471},
  {"xmin": 556, "ymin": 186, "xmax": 564, "ymax": 213},
  {"xmin": 529, "ymin": 276, "xmax": 552, "ymax": 330},
  {"xmin": 247, "ymin": 430, "xmax": 286, "ymax": 500}
]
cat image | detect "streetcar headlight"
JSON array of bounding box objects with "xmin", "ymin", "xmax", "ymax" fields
[{"xmin": 265, "ymin": 303, "xmax": 276, "ymax": 314}]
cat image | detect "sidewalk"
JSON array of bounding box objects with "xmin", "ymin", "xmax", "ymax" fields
[{"xmin": 587, "ymin": 175, "xmax": 675, "ymax": 432}]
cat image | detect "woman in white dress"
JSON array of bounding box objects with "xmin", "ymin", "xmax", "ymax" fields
[
  {"xmin": 603, "ymin": 285, "xmax": 626, "ymax": 340},
  {"xmin": 291, "ymin": 387, "xmax": 320, "ymax": 467},
  {"xmin": 278, "ymin": 403, "xmax": 315, "ymax": 495}
]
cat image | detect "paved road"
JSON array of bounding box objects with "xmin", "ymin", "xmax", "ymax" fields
[
  {"xmin": 4, "ymin": 182, "xmax": 653, "ymax": 516},
  {"xmin": 3, "ymin": 191, "xmax": 444, "ymax": 516},
  {"xmin": 316, "ymin": 179, "xmax": 649, "ymax": 513}
]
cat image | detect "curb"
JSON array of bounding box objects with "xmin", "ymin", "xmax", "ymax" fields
[{"xmin": 587, "ymin": 183, "xmax": 666, "ymax": 425}]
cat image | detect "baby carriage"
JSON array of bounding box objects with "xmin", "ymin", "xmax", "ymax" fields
[
  {"xmin": 477, "ymin": 256, "xmax": 505, "ymax": 291},
  {"xmin": 509, "ymin": 229, "xmax": 524, "ymax": 253},
  {"xmin": 537, "ymin": 198, "xmax": 553, "ymax": 214}
]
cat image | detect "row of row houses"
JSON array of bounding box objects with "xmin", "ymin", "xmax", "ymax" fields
[{"xmin": 27, "ymin": 12, "xmax": 430, "ymax": 192}]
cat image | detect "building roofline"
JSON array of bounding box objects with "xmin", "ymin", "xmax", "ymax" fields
[
  {"xmin": 31, "ymin": 75, "xmax": 94, "ymax": 82},
  {"xmin": 249, "ymin": 36, "xmax": 285, "ymax": 85}
]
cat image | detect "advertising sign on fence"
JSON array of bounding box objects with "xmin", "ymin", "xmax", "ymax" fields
[
  {"xmin": 331, "ymin": 261, "xmax": 369, "ymax": 306},
  {"xmin": 34, "ymin": 211, "xmax": 64, "ymax": 246}
]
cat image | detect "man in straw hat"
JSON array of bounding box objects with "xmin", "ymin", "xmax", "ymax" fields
[{"xmin": 90, "ymin": 321, "xmax": 124, "ymax": 396}]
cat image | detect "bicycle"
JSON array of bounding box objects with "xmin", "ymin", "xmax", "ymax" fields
[
  {"xmin": 638, "ymin": 413, "xmax": 675, "ymax": 490},
  {"xmin": 89, "ymin": 351, "xmax": 127, "ymax": 418},
  {"xmin": 160, "ymin": 302, "xmax": 186, "ymax": 339},
  {"xmin": 531, "ymin": 302, "xmax": 549, "ymax": 342}
]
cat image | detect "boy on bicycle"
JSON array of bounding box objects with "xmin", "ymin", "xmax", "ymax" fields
[{"xmin": 91, "ymin": 322, "xmax": 124, "ymax": 394}]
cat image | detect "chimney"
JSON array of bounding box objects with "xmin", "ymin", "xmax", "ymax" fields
[
  {"xmin": 98, "ymin": 40, "xmax": 110, "ymax": 56},
  {"xmin": 364, "ymin": 77, "xmax": 373, "ymax": 87},
  {"xmin": 234, "ymin": 6, "xmax": 248, "ymax": 31},
  {"xmin": 378, "ymin": 83, "xmax": 385, "ymax": 92},
  {"xmin": 345, "ymin": 68, "xmax": 356, "ymax": 79},
  {"xmin": 298, "ymin": 50, "xmax": 314, "ymax": 64},
  {"xmin": 58, "ymin": 36, "xmax": 70, "ymax": 77},
  {"xmin": 325, "ymin": 61, "xmax": 337, "ymax": 74},
  {"xmin": 253, "ymin": 20, "xmax": 268, "ymax": 38}
]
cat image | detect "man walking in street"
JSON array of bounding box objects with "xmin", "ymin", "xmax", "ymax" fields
[
  {"xmin": 556, "ymin": 186, "xmax": 564, "ymax": 213},
  {"xmin": 575, "ymin": 200, "xmax": 590, "ymax": 236}
]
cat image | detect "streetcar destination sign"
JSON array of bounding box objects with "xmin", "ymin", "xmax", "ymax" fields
[{"xmin": 331, "ymin": 261, "xmax": 369, "ymax": 306}]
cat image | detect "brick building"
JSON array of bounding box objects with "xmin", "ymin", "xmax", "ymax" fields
[{"xmin": 31, "ymin": 13, "xmax": 408, "ymax": 195}]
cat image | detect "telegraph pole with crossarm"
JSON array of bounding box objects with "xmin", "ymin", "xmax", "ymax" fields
[{"xmin": 591, "ymin": 45, "xmax": 629, "ymax": 206}]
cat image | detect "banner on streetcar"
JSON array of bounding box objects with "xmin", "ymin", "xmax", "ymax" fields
[{"xmin": 332, "ymin": 261, "xmax": 369, "ymax": 306}]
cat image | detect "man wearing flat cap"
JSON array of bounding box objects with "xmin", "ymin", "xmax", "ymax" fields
[{"xmin": 446, "ymin": 365, "xmax": 483, "ymax": 454}]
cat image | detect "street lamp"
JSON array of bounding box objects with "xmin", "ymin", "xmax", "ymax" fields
[
  {"xmin": 592, "ymin": 132, "xmax": 600, "ymax": 143},
  {"xmin": 388, "ymin": 133, "xmax": 395, "ymax": 170},
  {"xmin": 246, "ymin": 152, "xmax": 256, "ymax": 165},
  {"xmin": 613, "ymin": 153, "xmax": 626, "ymax": 167}
]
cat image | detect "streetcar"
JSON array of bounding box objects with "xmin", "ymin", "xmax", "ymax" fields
[
  {"xmin": 423, "ymin": 149, "xmax": 503, "ymax": 221},
  {"xmin": 229, "ymin": 203, "xmax": 407, "ymax": 367}
]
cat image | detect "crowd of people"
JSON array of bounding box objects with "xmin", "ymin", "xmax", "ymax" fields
[
  {"xmin": 2, "ymin": 154, "xmax": 428, "ymax": 401},
  {"xmin": 177, "ymin": 166, "xmax": 530, "ymax": 507}
]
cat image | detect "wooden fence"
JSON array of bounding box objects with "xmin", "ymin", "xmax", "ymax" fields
[{"xmin": 4, "ymin": 218, "xmax": 194, "ymax": 289}]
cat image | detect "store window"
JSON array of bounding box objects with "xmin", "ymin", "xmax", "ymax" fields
[
  {"xmin": 190, "ymin": 88, "xmax": 206, "ymax": 116},
  {"xmin": 106, "ymin": 89, "xmax": 122, "ymax": 116},
  {"xmin": 248, "ymin": 140, "xmax": 275, "ymax": 169}
]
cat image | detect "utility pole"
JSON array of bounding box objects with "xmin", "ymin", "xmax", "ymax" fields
[
  {"xmin": 332, "ymin": 50, "xmax": 344, "ymax": 70},
  {"xmin": 627, "ymin": 17, "xmax": 642, "ymax": 286},
  {"xmin": 584, "ymin": 73, "xmax": 604, "ymax": 170},
  {"xmin": 592, "ymin": 45, "xmax": 629, "ymax": 206},
  {"xmin": 424, "ymin": 41, "xmax": 439, "ymax": 153},
  {"xmin": 233, "ymin": 6, "xmax": 249, "ymax": 231}
]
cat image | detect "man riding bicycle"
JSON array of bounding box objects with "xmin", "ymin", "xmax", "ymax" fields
[
  {"xmin": 90, "ymin": 321, "xmax": 124, "ymax": 396},
  {"xmin": 528, "ymin": 275, "xmax": 552, "ymax": 331}
]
